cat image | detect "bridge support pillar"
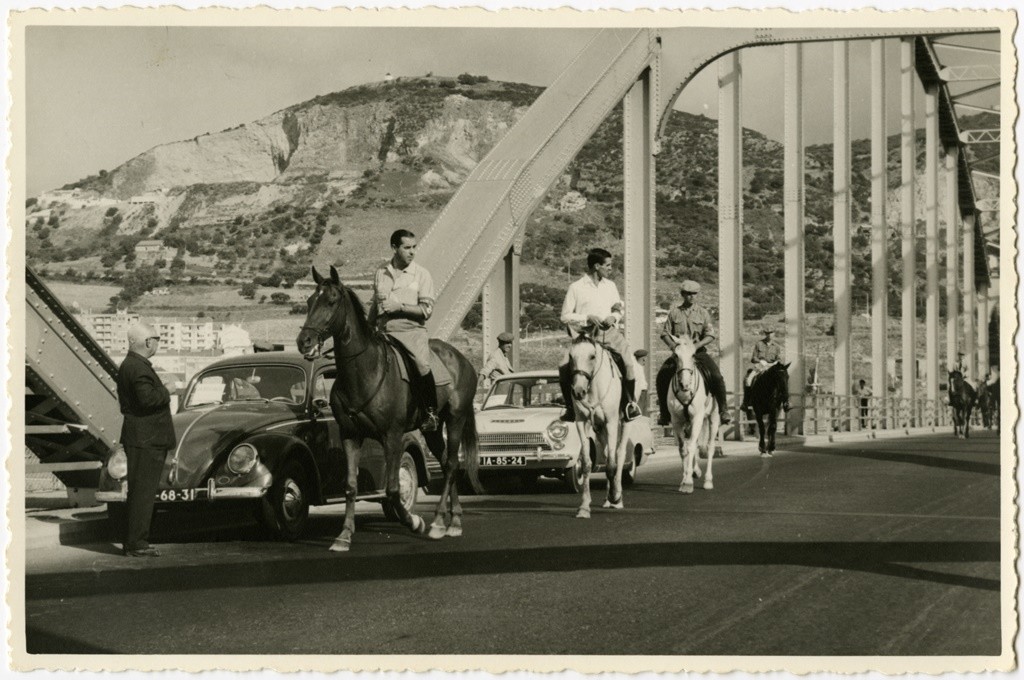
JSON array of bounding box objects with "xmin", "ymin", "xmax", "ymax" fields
[
  {"xmin": 833, "ymin": 42, "xmax": 852, "ymax": 429},
  {"xmin": 870, "ymin": 39, "xmax": 888, "ymax": 428},
  {"xmin": 925, "ymin": 83, "xmax": 940, "ymax": 414},
  {"xmin": 978, "ymin": 283, "xmax": 990, "ymax": 374},
  {"xmin": 900, "ymin": 37, "xmax": 918, "ymax": 419},
  {"xmin": 481, "ymin": 234, "xmax": 523, "ymax": 370},
  {"xmin": 717, "ymin": 51, "xmax": 744, "ymax": 437},
  {"xmin": 784, "ymin": 44, "xmax": 805, "ymax": 435},
  {"xmin": 623, "ymin": 66, "xmax": 657, "ymax": 406},
  {"xmin": 944, "ymin": 146, "xmax": 960, "ymax": 369},
  {"xmin": 962, "ymin": 212, "xmax": 976, "ymax": 377}
]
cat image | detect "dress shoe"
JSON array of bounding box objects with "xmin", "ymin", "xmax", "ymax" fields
[{"xmin": 124, "ymin": 546, "xmax": 161, "ymax": 557}]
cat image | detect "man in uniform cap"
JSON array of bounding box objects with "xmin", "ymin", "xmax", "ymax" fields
[
  {"xmin": 656, "ymin": 280, "xmax": 731, "ymax": 426},
  {"xmin": 741, "ymin": 326, "xmax": 789, "ymax": 413},
  {"xmin": 952, "ymin": 351, "xmax": 974, "ymax": 389},
  {"xmin": 116, "ymin": 321, "xmax": 177, "ymax": 557},
  {"xmin": 480, "ymin": 332, "xmax": 515, "ymax": 390}
]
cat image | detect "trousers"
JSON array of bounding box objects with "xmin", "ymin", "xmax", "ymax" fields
[{"xmin": 125, "ymin": 445, "xmax": 167, "ymax": 550}]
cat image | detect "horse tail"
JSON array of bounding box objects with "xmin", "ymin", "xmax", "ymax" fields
[{"xmin": 460, "ymin": 409, "xmax": 482, "ymax": 493}]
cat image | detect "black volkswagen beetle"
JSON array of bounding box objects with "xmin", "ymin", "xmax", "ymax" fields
[{"xmin": 96, "ymin": 351, "xmax": 437, "ymax": 540}]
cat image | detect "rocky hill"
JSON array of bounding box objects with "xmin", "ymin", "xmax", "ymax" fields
[{"xmin": 26, "ymin": 74, "xmax": 998, "ymax": 323}]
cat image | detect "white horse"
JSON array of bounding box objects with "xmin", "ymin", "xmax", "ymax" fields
[
  {"xmin": 666, "ymin": 335, "xmax": 720, "ymax": 493},
  {"xmin": 567, "ymin": 331, "xmax": 628, "ymax": 518}
]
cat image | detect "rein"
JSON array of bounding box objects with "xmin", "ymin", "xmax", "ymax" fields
[
  {"xmin": 671, "ymin": 362, "xmax": 698, "ymax": 407},
  {"xmin": 571, "ymin": 340, "xmax": 615, "ymax": 416}
]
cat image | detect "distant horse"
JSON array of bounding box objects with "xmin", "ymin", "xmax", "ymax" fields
[
  {"xmin": 296, "ymin": 265, "xmax": 480, "ymax": 551},
  {"xmin": 977, "ymin": 379, "xmax": 999, "ymax": 430},
  {"xmin": 567, "ymin": 327, "xmax": 627, "ymax": 518},
  {"xmin": 948, "ymin": 370, "xmax": 977, "ymax": 439},
  {"xmin": 747, "ymin": 362, "xmax": 791, "ymax": 457},
  {"xmin": 666, "ymin": 335, "xmax": 720, "ymax": 493}
]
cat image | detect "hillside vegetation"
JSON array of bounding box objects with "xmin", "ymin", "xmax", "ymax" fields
[{"xmin": 27, "ymin": 76, "xmax": 998, "ymax": 332}]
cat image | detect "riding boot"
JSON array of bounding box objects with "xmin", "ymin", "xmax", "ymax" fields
[
  {"xmin": 418, "ymin": 370, "xmax": 440, "ymax": 432},
  {"xmin": 558, "ymin": 363, "xmax": 575, "ymax": 422},
  {"xmin": 715, "ymin": 377, "xmax": 731, "ymax": 425},
  {"xmin": 655, "ymin": 358, "xmax": 674, "ymax": 427},
  {"xmin": 623, "ymin": 379, "xmax": 641, "ymax": 422}
]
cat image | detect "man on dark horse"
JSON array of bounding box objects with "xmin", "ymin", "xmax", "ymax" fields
[
  {"xmin": 656, "ymin": 280, "xmax": 731, "ymax": 426},
  {"xmin": 740, "ymin": 326, "xmax": 790, "ymax": 415},
  {"xmin": 952, "ymin": 351, "xmax": 975, "ymax": 390},
  {"xmin": 367, "ymin": 229, "xmax": 440, "ymax": 432},
  {"xmin": 557, "ymin": 247, "xmax": 642, "ymax": 423}
]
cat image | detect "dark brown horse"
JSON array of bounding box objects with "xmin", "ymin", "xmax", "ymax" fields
[
  {"xmin": 948, "ymin": 370, "xmax": 977, "ymax": 439},
  {"xmin": 747, "ymin": 362, "xmax": 790, "ymax": 456},
  {"xmin": 977, "ymin": 379, "xmax": 999, "ymax": 430},
  {"xmin": 296, "ymin": 265, "xmax": 480, "ymax": 551}
]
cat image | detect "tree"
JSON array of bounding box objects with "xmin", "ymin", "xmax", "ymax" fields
[
  {"xmin": 169, "ymin": 256, "xmax": 186, "ymax": 279},
  {"xmin": 270, "ymin": 292, "xmax": 291, "ymax": 305},
  {"xmin": 115, "ymin": 265, "xmax": 163, "ymax": 306},
  {"xmin": 153, "ymin": 258, "xmax": 167, "ymax": 269},
  {"xmin": 240, "ymin": 282, "xmax": 257, "ymax": 299}
]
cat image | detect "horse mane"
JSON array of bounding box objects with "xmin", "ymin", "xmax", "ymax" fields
[{"xmin": 339, "ymin": 283, "xmax": 370, "ymax": 333}]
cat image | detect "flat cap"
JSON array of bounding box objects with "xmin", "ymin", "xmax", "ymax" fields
[
  {"xmin": 497, "ymin": 332, "xmax": 514, "ymax": 344},
  {"xmin": 680, "ymin": 280, "xmax": 701, "ymax": 294},
  {"xmin": 761, "ymin": 327, "xmax": 775, "ymax": 335},
  {"xmin": 634, "ymin": 349, "xmax": 649, "ymax": 359}
]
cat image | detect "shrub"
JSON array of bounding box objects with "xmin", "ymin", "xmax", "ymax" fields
[
  {"xmin": 105, "ymin": 206, "xmax": 119, "ymax": 217},
  {"xmin": 270, "ymin": 292, "xmax": 291, "ymax": 305}
]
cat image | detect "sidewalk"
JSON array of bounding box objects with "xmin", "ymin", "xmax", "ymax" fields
[{"xmin": 24, "ymin": 492, "xmax": 110, "ymax": 551}]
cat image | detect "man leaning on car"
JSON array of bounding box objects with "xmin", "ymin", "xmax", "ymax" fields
[{"xmin": 115, "ymin": 322, "xmax": 177, "ymax": 558}]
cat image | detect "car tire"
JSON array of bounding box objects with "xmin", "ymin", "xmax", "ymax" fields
[
  {"xmin": 563, "ymin": 455, "xmax": 586, "ymax": 494},
  {"xmin": 260, "ymin": 460, "xmax": 310, "ymax": 541},
  {"xmin": 382, "ymin": 451, "xmax": 419, "ymax": 522}
]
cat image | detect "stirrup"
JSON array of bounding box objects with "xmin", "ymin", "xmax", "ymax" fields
[
  {"xmin": 782, "ymin": 402, "xmax": 792, "ymax": 412},
  {"xmin": 657, "ymin": 413, "xmax": 671, "ymax": 427},
  {"xmin": 719, "ymin": 410, "xmax": 732, "ymax": 425},
  {"xmin": 623, "ymin": 402, "xmax": 641, "ymax": 422},
  {"xmin": 420, "ymin": 409, "xmax": 440, "ymax": 432}
]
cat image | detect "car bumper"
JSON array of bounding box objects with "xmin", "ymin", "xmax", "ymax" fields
[
  {"xmin": 96, "ymin": 483, "xmax": 267, "ymax": 504},
  {"xmin": 478, "ymin": 451, "xmax": 574, "ymax": 471}
]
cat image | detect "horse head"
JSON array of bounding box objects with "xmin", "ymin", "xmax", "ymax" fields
[
  {"xmin": 947, "ymin": 369, "xmax": 964, "ymax": 396},
  {"xmin": 296, "ymin": 265, "xmax": 356, "ymax": 360},
  {"xmin": 568, "ymin": 329, "xmax": 601, "ymax": 400},
  {"xmin": 670, "ymin": 334, "xmax": 698, "ymax": 403}
]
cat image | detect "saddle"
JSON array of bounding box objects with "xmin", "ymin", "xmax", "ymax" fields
[{"xmin": 384, "ymin": 335, "xmax": 453, "ymax": 386}]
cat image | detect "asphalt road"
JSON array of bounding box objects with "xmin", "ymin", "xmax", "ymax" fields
[{"xmin": 24, "ymin": 431, "xmax": 1002, "ymax": 656}]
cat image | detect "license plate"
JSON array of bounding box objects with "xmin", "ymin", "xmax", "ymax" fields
[
  {"xmin": 481, "ymin": 455, "xmax": 527, "ymax": 466},
  {"xmin": 156, "ymin": 488, "xmax": 200, "ymax": 502}
]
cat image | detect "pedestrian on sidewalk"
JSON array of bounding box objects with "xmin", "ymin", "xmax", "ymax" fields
[{"xmin": 116, "ymin": 322, "xmax": 176, "ymax": 558}]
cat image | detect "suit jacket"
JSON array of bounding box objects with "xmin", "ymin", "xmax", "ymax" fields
[{"xmin": 117, "ymin": 351, "xmax": 177, "ymax": 450}]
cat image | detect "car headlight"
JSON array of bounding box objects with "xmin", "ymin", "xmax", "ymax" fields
[
  {"xmin": 106, "ymin": 446, "xmax": 128, "ymax": 481},
  {"xmin": 547, "ymin": 420, "xmax": 569, "ymax": 449},
  {"xmin": 227, "ymin": 443, "xmax": 259, "ymax": 475}
]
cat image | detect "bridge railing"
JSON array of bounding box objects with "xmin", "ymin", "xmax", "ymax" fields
[{"xmin": 734, "ymin": 392, "xmax": 953, "ymax": 438}]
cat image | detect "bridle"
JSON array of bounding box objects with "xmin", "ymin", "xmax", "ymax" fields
[
  {"xmin": 672, "ymin": 359, "xmax": 698, "ymax": 407},
  {"xmin": 570, "ymin": 336, "xmax": 614, "ymax": 413},
  {"xmin": 301, "ymin": 285, "xmax": 371, "ymax": 361}
]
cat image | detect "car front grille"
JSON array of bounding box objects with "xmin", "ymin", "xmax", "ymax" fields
[{"xmin": 479, "ymin": 432, "xmax": 550, "ymax": 451}]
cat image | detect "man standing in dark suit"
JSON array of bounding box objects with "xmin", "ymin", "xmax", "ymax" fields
[{"xmin": 116, "ymin": 322, "xmax": 176, "ymax": 557}]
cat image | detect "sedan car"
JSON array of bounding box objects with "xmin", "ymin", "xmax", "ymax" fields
[
  {"xmin": 475, "ymin": 371, "xmax": 655, "ymax": 492},
  {"xmin": 96, "ymin": 351, "xmax": 438, "ymax": 540}
]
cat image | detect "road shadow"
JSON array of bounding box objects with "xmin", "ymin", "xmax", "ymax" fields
[
  {"xmin": 25, "ymin": 626, "xmax": 116, "ymax": 654},
  {"xmin": 27, "ymin": 538, "xmax": 999, "ymax": 603},
  {"xmin": 799, "ymin": 443, "xmax": 999, "ymax": 476}
]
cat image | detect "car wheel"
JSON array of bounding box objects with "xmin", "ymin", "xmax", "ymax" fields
[
  {"xmin": 563, "ymin": 455, "xmax": 586, "ymax": 494},
  {"xmin": 261, "ymin": 460, "xmax": 310, "ymax": 541},
  {"xmin": 382, "ymin": 451, "xmax": 419, "ymax": 522}
]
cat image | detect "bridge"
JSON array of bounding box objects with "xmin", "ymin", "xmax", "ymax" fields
[
  {"xmin": 417, "ymin": 24, "xmax": 1004, "ymax": 438},
  {"xmin": 21, "ymin": 20, "xmax": 1005, "ymax": 491}
]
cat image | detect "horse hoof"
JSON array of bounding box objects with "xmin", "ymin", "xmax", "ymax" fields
[
  {"xmin": 679, "ymin": 484, "xmax": 694, "ymax": 494},
  {"xmin": 329, "ymin": 540, "xmax": 351, "ymax": 552},
  {"xmin": 445, "ymin": 525, "xmax": 463, "ymax": 538},
  {"xmin": 760, "ymin": 452, "xmax": 770, "ymax": 458},
  {"xmin": 410, "ymin": 515, "xmax": 428, "ymax": 535},
  {"xmin": 704, "ymin": 481, "xmax": 714, "ymax": 490},
  {"xmin": 609, "ymin": 500, "xmax": 624, "ymax": 509},
  {"xmin": 576, "ymin": 508, "xmax": 591, "ymax": 519},
  {"xmin": 428, "ymin": 525, "xmax": 447, "ymax": 540}
]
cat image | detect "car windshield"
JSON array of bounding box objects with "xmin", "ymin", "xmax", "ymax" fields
[
  {"xmin": 483, "ymin": 377, "xmax": 565, "ymax": 410},
  {"xmin": 183, "ymin": 365, "xmax": 307, "ymax": 408}
]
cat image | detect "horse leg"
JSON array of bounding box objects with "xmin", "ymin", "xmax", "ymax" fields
[
  {"xmin": 441, "ymin": 415, "xmax": 467, "ymax": 538},
  {"xmin": 428, "ymin": 425, "xmax": 456, "ymax": 540},
  {"xmin": 575, "ymin": 421, "xmax": 592, "ymax": 518},
  {"xmin": 383, "ymin": 429, "xmax": 427, "ymax": 536},
  {"xmin": 603, "ymin": 421, "xmax": 624, "ymax": 509},
  {"xmin": 330, "ymin": 437, "xmax": 362, "ymax": 552},
  {"xmin": 767, "ymin": 411, "xmax": 777, "ymax": 455},
  {"xmin": 756, "ymin": 412, "xmax": 767, "ymax": 455},
  {"xmin": 704, "ymin": 407, "xmax": 719, "ymax": 490}
]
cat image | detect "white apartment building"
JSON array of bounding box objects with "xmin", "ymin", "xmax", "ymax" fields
[{"xmin": 79, "ymin": 311, "xmax": 250, "ymax": 356}]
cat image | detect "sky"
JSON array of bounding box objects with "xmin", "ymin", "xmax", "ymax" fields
[{"xmin": 25, "ymin": 26, "xmax": 1002, "ymax": 196}]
